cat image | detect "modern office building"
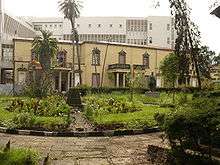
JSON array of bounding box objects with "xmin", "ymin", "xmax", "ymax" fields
[
  {"xmin": 22, "ymin": 16, "xmax": 176, "ymax": 49},
  {"xmin": 0, "ymin": 0, "xmax": 36, "ymax": 85},
  {"xmin": 210, "ymin": 0, "xmax": 220, "ymax": 18}
]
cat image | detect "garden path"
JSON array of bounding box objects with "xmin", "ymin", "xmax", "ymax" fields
[
  {"xmin": 0, "ymin": 132, "xmax": 166, "ymax": 165},
  {"xmin": 69, "ymin": 109, "xmax": 94, "ymax": 132}
]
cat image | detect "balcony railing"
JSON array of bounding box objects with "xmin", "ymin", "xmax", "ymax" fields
[
  {"xmin": 108, "ymin": 64, "xmax": 131, "ymax": 70},
  {"xmin": 133, "ymin": 65, "xmax": 149, "ymax": 70}
]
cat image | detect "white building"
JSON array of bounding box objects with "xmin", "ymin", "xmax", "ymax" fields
[
  {"xmin": 0, "ymin": 0, "xmax": 36, "ymax": 84},
  {"xmin": 22, "ymin": 16, "xmax": 176, "ymax": 49}
]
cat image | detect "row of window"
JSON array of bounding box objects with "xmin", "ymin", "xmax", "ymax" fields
[
  {"xmin": 91, "ymin": 49, "xmax": 150, "ymax": 68},
  {"xmin": 77, "ymin": 24, "xmax": 123, "ymax": 28},
  {"xmin": 148, "ymin": 23, "xmax": 171, "ymax": 31},
  {"xmin": 63, "ymin": 34, "xmax": 126, "ymax": 43}
]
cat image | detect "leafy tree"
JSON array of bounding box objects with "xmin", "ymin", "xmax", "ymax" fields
[
  {"xmin": 169, "ymin": 0, "xmax": 202, "ymax": 89},
  {"xmin": 59, "ymin": 0, "xmax": 82, "ymax": 86},
  {"xmin": 32, "ymin": 30, "xmax": 58, "ymax": 72},
  {"xmin": 160, "ymin": 53, "xmax": 179, "ymax": 103},
  {"xmin": 198, "ymin": 46, "xmax": 215, "ymax": 79},
  {"xmin": 160, "ymin": 53, "xmax": 179, "ymax": 88},
  {"xmin": 213, "ymin": 54, "xmax": 220, "ymax": 65}
]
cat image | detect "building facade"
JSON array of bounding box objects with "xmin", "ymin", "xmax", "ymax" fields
[
  {"xmin": 22, "ymin": 16, "xmax": 176, "ymax": 49},
  {"xmin": 13, "ymin": 38, "xmax": 174, "ymax": 92},
  {"xmin": 0, "ymin": 0, "xmax": 36, "ymax": 85}
]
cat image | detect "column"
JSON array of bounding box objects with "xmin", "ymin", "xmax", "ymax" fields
[
  {"xmin": 123, "ymin": 73, "xmax": 126, "ymax": 87},
  {"xmin": 116, "ymin": 73, "xmax": 119, "ymax": 88},
  {"xmin": 67, "ymin": 71, "xmax": 70, "ymax": 91},
  {"xmin": 59, "ymin": 71, "xmax": 62, "ymax": 92}
]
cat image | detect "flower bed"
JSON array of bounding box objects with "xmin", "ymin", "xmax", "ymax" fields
[{"xmin": 0, "ymin": 95, "xmax": 71, "ymax": 131}]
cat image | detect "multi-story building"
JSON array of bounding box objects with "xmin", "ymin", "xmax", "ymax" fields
[
  {"xmin": 0, "ymin": 1, "xmax": 36, "ymax": 85},
  {"xmin": 13, "ymin": 38, "xmax": 173, "ymax": 91},
  {"xmin": 210, "ymin": 0, "xmax": 220, "ymax": 84},
  {"xmin": 22, "ymin": 16, "xmax": 176, "ymax": 49}
]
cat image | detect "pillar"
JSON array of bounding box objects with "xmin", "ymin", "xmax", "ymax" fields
[
  {"xmin": 123, "ymin": 73, "xmax": 126, "ymax": 87},
  {"xmin": 116, "ymin": 73, "xmax": 119, "ymax": 88},
  {"xmin": 67, "ymin": 71, "xmax": 70, "ymax": 91},
  {"xmin": 59, "ymin": 71, "xmax": 62, "ymax": 92}
]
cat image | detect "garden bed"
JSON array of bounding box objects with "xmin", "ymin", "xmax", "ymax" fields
[
  {"xmin": 0, "ymin": 95, "xmax": 71, "ymax": 131},
  {"xmin": 83, "ymin": 93, "xmax": 173, "ymax": 130}
]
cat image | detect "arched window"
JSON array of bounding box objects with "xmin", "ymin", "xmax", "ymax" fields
[
  {"xmin": 92, "ymin": 47, "xmax": 101, "ymax": 66},
  {"xmin": 119, "ymin": 50, "xmax": 126, "ymax": 64},
  {"xmin": 143, "ymin": 52, "xmax": 150, "ymax": 68},
  {"xmin": 57, "ymin": 50, "xmax": 67, "ymax": 67}
]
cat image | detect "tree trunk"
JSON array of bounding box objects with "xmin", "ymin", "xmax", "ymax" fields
[
  {"xmin": 75, "ymin": 30, "xmax": 82, "ymax": 85},
  {"xmin": 70, "ymin": 18, "xmax": 76, "ymax": 87},
  {"xmin": 101, "ymin": 43, "xmax": 109, "ymax": 87}
]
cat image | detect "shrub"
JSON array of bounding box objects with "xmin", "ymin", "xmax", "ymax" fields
[
  {"xmin": 6, "ymin": 96, "xmax": 70, "ymax": 117},
  {"xmin": 12, "ymin": 112, "xmax": 35, "ymax": 129},
  {"xmin": 33, "ymin": 116, "xmax": 69, "ymax": 131},
  {"xmin": 155, "ymin": 99, "xmax": 220, "ymax": 163},
  {"xmin": 0, "ymin": 148, "xmax": 40, "ymax": 165}
]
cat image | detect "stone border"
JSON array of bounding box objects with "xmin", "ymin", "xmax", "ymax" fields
[{"xmin": 0, "ymin": 127, "xmax": 160, "ymax": 137}]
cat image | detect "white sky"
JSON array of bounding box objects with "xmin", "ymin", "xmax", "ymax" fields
[{"xmin": 3, "ymin": 0, "xmax": 220, "ymax": 54}]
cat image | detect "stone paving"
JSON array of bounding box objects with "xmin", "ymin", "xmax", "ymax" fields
[{"xmin": 0, "ymin": 132, "xmax": 167, "ymax": 165}]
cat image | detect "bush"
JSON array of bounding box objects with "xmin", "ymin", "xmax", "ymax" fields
[
  {"xmin": 33, "ymin": 116, "xmax": 69, "ymax": 131},
  {"xmin": 6, "ymin": 96, "xmax": 70, "ymax": 117},
  {"xmin": 0, "ymin": 148, "xmax": 40, "ymax": 165},
  {"xmin": 12, "ymin": 112, "xmax": 35, "ymax": 129},
  {"xmin": 155, "ymin": 98, "xmax": 220, "ymax": 163}
]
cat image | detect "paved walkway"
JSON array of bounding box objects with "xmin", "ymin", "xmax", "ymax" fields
[
  {"xmin": 69, "ymin": 110, "xmax": 94, "ymax": 132},
  {"xmin": 0, "ymin": 133, "xmax": 166, "ymax": 165}
]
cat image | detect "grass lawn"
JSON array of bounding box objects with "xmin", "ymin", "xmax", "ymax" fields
[
  {"xmin": 94, "ymin": 105, "xmax": 171, "ymax": 129},
  {"xmin": 83, "ymin": 92, "xmax": 178, "ymax": 130}
]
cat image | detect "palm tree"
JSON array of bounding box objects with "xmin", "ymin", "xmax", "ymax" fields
[
  {"xmin": 32, "ymin": 30, "xmax": 58, "ymax": 72},
  {"xmin": 59, "ymin": 0, "xmax": 82, "ymax": 86}
]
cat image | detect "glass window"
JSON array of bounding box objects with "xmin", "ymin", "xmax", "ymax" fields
[
  {"xmin": 143, "ymin": 53, "xmax": 150, "ymax": 68},
  {"xmin": 149, "ymin": 37, "xmax": 152, "ymax": 44},
  {"xmin": 119, "ymin": 24, "xmax": 122, "ymax": 28},
  {"xmin": 88, "ymin": 24, "xmax": 92, "ymax": 28},
  {"xmin": 119, "ymin": 50, "xmax": 126, "ymax": 64},
  {"xmin": 110, "ymin": 24, "xmax": 113, "ymax": 27},
  {"xmin": 98, "ymin": 24, "xmax": 101, "ymax": 28},
  {"xmin": 92, "ymin": 48, "xmax": 101, "ymax": 66},
  {"xmin": 149, "ymin": 23, "xmax": 152, "ymax": 30},
  {"xmin": 167, "ymin": 37, "xmax": 170, "ymax": 44}
]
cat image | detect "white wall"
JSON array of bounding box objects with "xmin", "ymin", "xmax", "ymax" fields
[{"xmin": 147, "ymin": 16, "xmax": 174, "ymax": 49}]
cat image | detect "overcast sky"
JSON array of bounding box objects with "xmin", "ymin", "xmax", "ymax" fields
[{"xmin": 3, "ymin": 0, "xmax": 220, "ymax": 54}]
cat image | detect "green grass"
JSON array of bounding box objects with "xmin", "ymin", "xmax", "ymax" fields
[
  {"xmin": 83, "ymin": 92, "xmax": 176, "ymax": 129},
  {"xmin": 0, "ymin": 148, "xmax": 39, "ymax": 165},
  {"xmin": 94, "ymin": 105, "xmax": 171, "ymax": 129}
]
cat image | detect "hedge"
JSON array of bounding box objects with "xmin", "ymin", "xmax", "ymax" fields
[{"xmin": 68, "ymin": 86, "xmax": 201, "ymax": 97}]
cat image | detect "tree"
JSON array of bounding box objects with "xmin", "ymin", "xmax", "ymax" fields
[
  {"xmin": 32, "ymin": 30, "xmax": 58, "ymax": 72},
  {"xmin": 197, "ymin": 46, "xmax": 215, "ymax": 79},
  {"xmin": 213, "ymin": 54, "xmax": 220, "ymax": 65},
  {"xmin": 59, "ymin": 0, "xmax": 82, "ymax": 86},
  {"xmin": 160, "ymin": 53, "xmax": 179, "ymax": 88},
  {"xmin": 160, "ymin": 53, "xmax": 179, "ymax": 103},
  {"xmin": 169, "ymin": 0, "xmax": 202, "ymax": 89},
  {"xmin": 31, "ymin": 30, "xmax": 58, "ymax": 97}
]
